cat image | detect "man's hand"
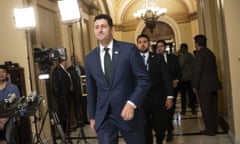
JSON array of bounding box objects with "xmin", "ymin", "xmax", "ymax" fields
[
  {"xmin": 172, "ymin": 79, "xmax": 179, "ymax": 88},
  {"xmin": 0, "ymin": 118, "xmax": 8, "ymax": 130},
  {"xmin": 121, "ymin": 103, "xmax": 135, "ymax": 121},
  {"xmin": 165, "ymin": 98, "xmax": 173, "ymax": 110},
  {"xmin": 89, "ymin": 119, "xmax": 96, "ymax": 133},
  {"xmin": 193, "ymin": 88, "xmax": 197, "ymax": 94}
]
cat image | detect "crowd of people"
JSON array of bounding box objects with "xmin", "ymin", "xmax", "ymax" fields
[{"xmin": 0, "ymin": 14, "xmax": 221, "ymax": 144}]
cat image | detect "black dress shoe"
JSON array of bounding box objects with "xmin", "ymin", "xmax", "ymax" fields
[
  {"xmin": 200, "ymin": 130, "xmax": 216, "ymax": 136},
  {"xmin": 166, "ymin": 133, "xmax": 173, "ymax": 142},
  {"xmin": 181, "ymin": 111, "xmax": 186, "ymax": 115},
  {"xmin": 192, "ymin": 110, "xmax": 197, "ymax": 115}
]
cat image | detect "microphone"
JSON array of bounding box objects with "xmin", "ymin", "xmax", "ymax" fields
[
  {"xmin": 4, "ymin": 93, "xmax": 16, "ymax": 103},
  {"xmin": 26, "ymin": 91, "xmax": 38, "ymax": 102}
]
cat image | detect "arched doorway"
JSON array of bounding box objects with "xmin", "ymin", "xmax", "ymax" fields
[{"xmin": 142, "ymin": 21, "xmax": 175, "ymax": 53}]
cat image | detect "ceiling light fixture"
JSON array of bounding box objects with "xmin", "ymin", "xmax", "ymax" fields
[{"xmin": 133, "ymin": 0, "xmax": 167, "ymax": 33}]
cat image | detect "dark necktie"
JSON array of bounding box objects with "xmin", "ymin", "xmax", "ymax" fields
[
  {"xmin": 141, "ymin": 54, "xmax": 146, "ymax": 65},
  {"xmin": 104, "ymin": 48, "xmax": 111, "ymax": 83}
]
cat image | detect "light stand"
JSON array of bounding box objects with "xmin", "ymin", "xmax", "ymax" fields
[
  {"xmin": 14, "ymin": 7, "xmax": 36, "ymax": 91},
  {"xmin": 57, "ymin": 1, "xmax": 89, "ymax": 143},
  {"xmin": 13, "ymin": 6, "xmax": 36, "ymax": 144}
]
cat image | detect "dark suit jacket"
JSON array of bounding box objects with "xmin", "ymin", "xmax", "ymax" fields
[
  {"xmin": 192, "ymin": 47, "xmax": 221, "ymax": 93},
  {"xmin": 165, "ymin": 53, "xmax": 182, "ymax": 81},
  {"xmin": 67, "ymin": 65, "xmax": 86, "ymax": 121},
  {"xmin": 85, "ymin": 40, "xmax": 151, "ymax": 131},
  {"xmin": 145, "ymin": 53, "xmax": 173, "ymax": 109},
  {"xmin": 51, "ymin": 64, "xmax": 72, "ymax": 110},
  {"xmin": 67, "ymin": 65, "xmax": 85, "ymax": 99}
]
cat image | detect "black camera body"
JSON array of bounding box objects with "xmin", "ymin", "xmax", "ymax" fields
[
  {"xmin": 34, "ymin": 47, "xmax": 67, "ymax": 73},
  {"xmin": 34, "ymin": 48, "xmax": 66, "ymax": 64}
]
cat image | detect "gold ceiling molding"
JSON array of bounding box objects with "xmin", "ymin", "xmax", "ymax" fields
[
  {"xmin": 82, "ymin": 0, "xmax": 98, "ymax": 9},
  {"xmin": 114, "ymin": 20, "xmax": 139, "ymax": 32},
  {"xmin": 114, "ymin": 0, "xmax": 122, "ymax": 7},
  {"xmin": 188, "ymin": 12, "xmax": 198, "ymax": 20}
]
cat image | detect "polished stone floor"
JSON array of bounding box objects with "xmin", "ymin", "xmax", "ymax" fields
[{"xmin": 55, "ymin": 96, "xmax": 232, "ymax": 144}]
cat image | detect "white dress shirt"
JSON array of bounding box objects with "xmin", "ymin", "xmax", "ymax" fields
[
  {"xmin": 99, "ymin": 40, "xmax": 113, "ymax": 74},
  {"xmin": 99, "ymin": 40, "xmax": 136, "ymax": 108}
]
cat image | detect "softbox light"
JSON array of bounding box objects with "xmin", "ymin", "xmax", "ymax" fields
[
  {"xmin": 58, "ymin": 0, "xmax": 81, "ymax": 24},
  {"xmin": 14, "ymin": 7, "xmax": 36, "ymax": 29}
]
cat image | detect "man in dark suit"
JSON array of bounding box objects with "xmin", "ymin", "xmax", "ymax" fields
[
  {"xmin": 192, "ymin": 34, "xmax": 221, "ymax": 136},
  {"xmin": 85, "ymin": 14, "xmax": 150, "ymax": 144},
  {"xmin": 156, "ymin": 40, "xmax": 182, "ymax": 142},
  {"xmin": 67, "ymin": 55, "xmax": 88, "ymax": 126},
  {"xmin": 136, "ymin": 34, "xmax": 173, "ymax": 144},
  {"xmin": 52, "ymin": 57, "xmax": 72, "ymax": 136}
]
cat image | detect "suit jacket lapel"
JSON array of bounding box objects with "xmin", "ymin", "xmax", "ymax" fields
[
  {"xmin": 110, "ymin": 40, "xmax": 120, "ymax": 85},
  {"xmin": 95, "ymin": 46, "xmax": 106, "ymax": 79}
]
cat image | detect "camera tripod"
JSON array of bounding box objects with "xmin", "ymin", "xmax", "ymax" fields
[
  {"xmin": 74, "ymin": 121, "xmax": 89, "ymax": 144},
  {"xmin": 33, "ymin": 109, "xmax": 66, "ymax": 144}
]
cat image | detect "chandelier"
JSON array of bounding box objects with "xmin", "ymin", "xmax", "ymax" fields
[{"xmin": 133, "ymin": 0, "xmax": 167, "ymax": 33}]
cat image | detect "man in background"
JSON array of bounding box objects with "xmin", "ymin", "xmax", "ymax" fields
[
  {"xmin": 192, "ymin": 34, "xmax": 221, "ymax": 136},
  {"xmin": 136, "ymin": 34, "xmax": 173, "ymax": 144},
  {"xmin": 156, "ymin": 40, "xmax": 182, "ymax": 142},
  {"xmin": 178, "ymin": 43, "xmax": 197, "ymax": 115},
  {"xmin": 52, "ymin": 57, "xmax": 72, "ymax": 139},
  {"xmin": 67, "ymin": 55, "xmax": 88, "ymax": 126},
  {"xmin": 0, "ymin": 65, "xmax": 20, "ymax": 144}
]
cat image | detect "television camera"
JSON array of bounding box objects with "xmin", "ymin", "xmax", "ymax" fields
[{"xmin": 33, "ymin": 47, "xmax": 67, "ymax": 73}]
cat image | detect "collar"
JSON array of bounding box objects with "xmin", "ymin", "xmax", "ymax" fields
[{"xmin": 100, "ymin": 40, "xmax": 113, "ymax": 52}]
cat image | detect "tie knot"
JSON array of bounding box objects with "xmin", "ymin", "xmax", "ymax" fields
[{"xmin": 104, "ymin": 48, "xmax": 109, "ymax": 52}]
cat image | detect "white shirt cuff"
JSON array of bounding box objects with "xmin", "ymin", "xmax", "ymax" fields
[
  {"xmin": 127, "ymin": 100, "xmax": 137, "ymax": 109},
  {"xmin": 167, "ymin": 96, "xmax": 174, "ymax": 99}
]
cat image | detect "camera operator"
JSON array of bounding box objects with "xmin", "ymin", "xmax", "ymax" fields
[{"xmin": 0, "ymin": 65, "xmax": 20, "ymax": 144}]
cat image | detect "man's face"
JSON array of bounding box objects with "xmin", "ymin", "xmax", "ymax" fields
[
  {"xmin": 137, "ymin": 37, "xmax": 150, "ymax": 53},
  {"xmin": 94, "ymin": 19, "xmax": 113, "ymax": 42},
  {"xmin": 156, "ymin": 42, "xmax": 166, "ymax": 54},
  {"xmin": 194, "ymin": 42, "xmax": 200, "ymax": 51},
  {"xmin": 61, "ymin": 59, "xmax": 68, "ymax": 68},
  {"xmin": 0, "ymin": 69, "xmax": 8, "ymax": 82}
]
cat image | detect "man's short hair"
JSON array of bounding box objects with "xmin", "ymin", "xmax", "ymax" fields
[
  {"xmin": 180, "ymin": 43, "xmax": 188, "ymax": 52},
  {"xmin": 137, "ymin": 34, "xmax": 150, "ymax": 42},
  {"xmin": 194, "ymin": 34, "xmax": 207, "ymax": 47},
  {"xmin": 94, "ymin": 14, "xmax": 113, "ymax": 27},
  {"xmin": 156, "ymin": 39, "xmax": 167, "ymax": 46},
  {"xmin": 0, "ymin": 65, "xmax": 8, "ymax": 73}
]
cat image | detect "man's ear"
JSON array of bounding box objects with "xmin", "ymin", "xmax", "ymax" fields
[
  {"xmin": 7, "ymin": 73, "xmax": 10, "ymax": 81},
  {"xmin": 111, "ymin": 26, "xmax": 115, "ymax": 34}
]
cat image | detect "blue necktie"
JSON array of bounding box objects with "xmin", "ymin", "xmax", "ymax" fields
[
  {"xmin": 141, "ymin": 54, "xmax": 146, "ymax": 65},
  {"xmin": 104, "ymin": 48, "xmax": 111, "ymax": 83}
]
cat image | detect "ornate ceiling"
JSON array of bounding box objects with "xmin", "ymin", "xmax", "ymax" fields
[{"xmin": 97, "ymin": 0, "xmax": 197, "ymax": 29}]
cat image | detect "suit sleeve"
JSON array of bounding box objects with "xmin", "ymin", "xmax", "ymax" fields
[
  {"xmin": 128, "ymin": 45, "xmax": 151, "ymax": 108},
  {"xmin": 192, "ymin": 53, "xmax": 203, "ymax": 90},
  {"xmin": 173, "ymin": 55, "xmax": 182, "ymax": 81},
  {"xmin": 85, "ymin": 57, "xmax": 97, "ymax": 119},
  {"xmin": 160, "ymin": 56, "xmax": 174, "ymax": 97},
  {"xmin": 51, "ymin": 67, "xmax": 65, "ymax": 99}
]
